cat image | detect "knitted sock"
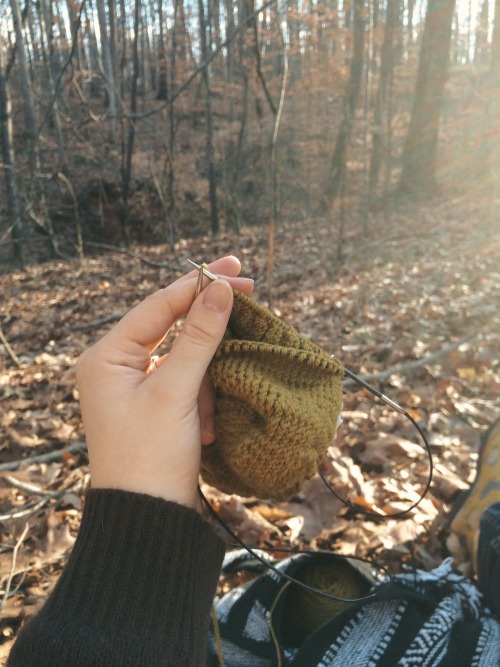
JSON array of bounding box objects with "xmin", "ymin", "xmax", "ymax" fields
[{"xmin": 201, "ymin": 291, "xmax": 344, "ymax": 500}]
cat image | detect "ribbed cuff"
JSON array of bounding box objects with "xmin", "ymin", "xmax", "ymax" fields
[{"xmin": 10, "ymin": 489, "xmax": 225, "ymax": 666}]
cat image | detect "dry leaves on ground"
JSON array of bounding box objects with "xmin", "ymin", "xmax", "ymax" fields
[{"xmin": 0, "ymin": 189, "xmax": 499, "ymax": 656}]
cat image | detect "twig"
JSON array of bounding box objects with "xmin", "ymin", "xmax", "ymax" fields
[
  {"xmin": 83, "ymin": 241, "xmax": 179, "ymax": 269},
  {"xmin": 1, "ymin": 553, "xmax": 71, "ymax": 595},
  {"xmin": 0, "ymin": 481, "xmax": 84, "ymax": 523},
  {"xmin": 0, "ymin": 496, "xmax": 52, "ymax": 522},
  {"xmin": 343, "ymin": 334, "xmax": 479, "ymax": 388},
  {"xmin": 71, "ymin": 312, "xmax": 123, "ymax": 332},
  {"xmin": 0, "ymin": 325, "xmax": 21, "ymax": 367},
  {"xmin": 4, "ymin": 476, "xmax": 47, "ymax": 496},
  {"xmin": 267, "ymin": 22, "xmax": 288, "ymax": 309},
  {"xmin": 252, "ymin": 18, "xmax": 277, "ymax": 115},
  {"xmin": 34, "ymin": 0, "xmax": 86, "ymax": 142},
  {"xmin": 0, "ymin": 442, "xmax": 86, "ymax": 474},
  {"xmin": 1, "ymin": 523, "xmax": 29, "ymax": 611},
  {"xmin": 57, "ymin": 172, "xmax": 83, "ymax": 259}
]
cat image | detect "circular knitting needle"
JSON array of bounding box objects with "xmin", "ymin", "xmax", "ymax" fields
[
  {"xmin": 191, "ymin": 257, "xmax": 433, "ymax": 518},
  {"xmin": 188, "ymin": 259, "xmax": 217, "ymax": 302},
  {"xmin": 195, "ymin": 264, "xmax": 205, "ymax": 299},
  {"xmin": 187, "ymin": 259, "xmax": 218, "ymax": 283}
]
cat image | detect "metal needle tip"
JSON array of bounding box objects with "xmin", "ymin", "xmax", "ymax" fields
[{"xmin": 186, "ymin": 259, "xmax": 218, "ymax": 282}]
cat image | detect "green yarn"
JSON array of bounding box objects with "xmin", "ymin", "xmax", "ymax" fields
[{"xmin": 281, "ymin": 556, "xmax": 371, "ymax": 646}]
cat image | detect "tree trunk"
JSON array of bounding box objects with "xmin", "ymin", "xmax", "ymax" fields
[
  {"xmin": 164, "ymin": 0, "xmax": 180, "ymax": 244},
  {"xmin": 40, "ymin": 0, "xmax": 64, "ymax": 104},
  {"xmin": 86, "ymin": 2, "xmax": 102, "ymax": 97},
  {"xmin": 119, "ymin": 0, "xmax": 131, "ymax": 90},
  {"xmin": 399, "ymin": 0, "xmax": 456, "ymax": 192},
  {"xmin": 197, "ymin": 0, "xmax": 219, "ymax": 234},
  {"xmin": 491, "ymin": 0, "xmax": 500, "ymax": 85},
  {"xmin": 10, "ymin": 0, "xmax": 37, "ymax": 138},
  {"xmin": 474, "ymin": 0, "xmax": 489, "ymax": 64},
  {"xmin": 121, "ymin": 0, "xmax": 141, "ymax": 245},
  {"xmin": 37, "ymin": 0, "xmax": 65, "ymax": 158},
  {"xmin": 108, "ymin": 0, "xmax": 120, "ymax": 98},
  {"xmin": 407, "ymin": 0, "xmax": 416, "ymax": 46},
  {"xmin": 324, "ymin": 0, "xmax": 365, "ymax": 202},
  {"xmin": 157, "ymin": 0, "xmax": 168, "ymax": 100},
  {"xmin": 0, "ymin": 48, "xmax": 25, "ymax": 264},
  {"xmin": 223, "ymin": 0, "xmax": 236, "ymax": 80},
  {"xmin": 370, "ymin": 0, "xmax": 398, "ymax": 193},
  {"xmin": 213, "ymin": 0, "xmax": 221, "ymax": 51},
  {"xmin": 482, "ymin": 0, "xmax": 500, "ymax": 184},
  {"xmin": 287, "ymin": 0, "xmax": 301, "ymax": 83},
  {"xmin": 67, "ymin": 0, "xmax": 85, "ymax": 95},
  {"xmin": 96, "ymin": 0, "xmax": 117, "ymax": 143},
  {"xmin": 26, "ymin": 4, "xmax": 41, "ymax": 67}
]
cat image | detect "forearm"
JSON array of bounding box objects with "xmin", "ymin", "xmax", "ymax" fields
[{"xmin": 8, "ymin": 489, "xmax": 225, "ymax": 667}]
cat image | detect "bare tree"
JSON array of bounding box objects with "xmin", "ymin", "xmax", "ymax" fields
[
  {"xmin": 197, "ymin": 0, "xmax": 219, "ymax": 233},
  {"xmin": 491, "ymin": 0, "xmax": 500, "ymax": 83},
  {"xmin": 0, "ymin": 48, "xmax": 25, "ymax": 263},
  {"xmin": 121, "ymin": 0, "xmax": 141, "ymax": 244},
  {"xmin": 400, "ymin": 0, "xmax": 457, "ymax": 192},
  {"xmin": 482, "ymin": 0, "xmax": 500, "ymax": 186},
  {"xmin": 9, "ymin": 0, "xmax": 37, "ymax": 138},
  {"xmin": 157, "ymin": 0, "xmax": 168, "ymax": 100},
  {"xmin": 324, "ymin": 0, "xmax": 365, "ymax": 203},
  {"xmin": 108, "ymin": 0, "xmax": 120, "ymax": 96},
  {"xmin": 407, "ymin": 0, "xmax": 416, "ymax": 47},
  {"xmin": 96, "ymin": 0, "xmax": 117, "ymax": 142},
  {"xmin": 474, "ymin": 0, "xmax": 489, "ymax": 64},
  {"xmin": 37, "ymin": 0, "xmax": 65, "ymax": 159},
  {"xmin": 370, "ymin": 0, "xmax": 398, "ymax": 194},
  {"xmin": 267, "ymin": 23, "xmax": 288, "ymax": 308}
]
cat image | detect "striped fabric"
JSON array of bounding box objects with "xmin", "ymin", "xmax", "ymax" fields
[{"xmin": 208, "ymin": 553, "xmax": 500, "ymax": 666}]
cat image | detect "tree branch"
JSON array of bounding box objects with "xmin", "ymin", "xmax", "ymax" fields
[
  {"xmin": 343, "ymin": 333, "xmax": 479, "ymax": 388},
  {"xmin": 135, "ymin": 0, "xmax": 279, "ymax": 120},
  {"xmin": 0, "ymin": 442, "xmax": 86, "ymax": 474},
  {"xmin": 0, "ymin": 324, "xmax": 21, "ymax": 367},
  {"xmin": 83, "ymin": 241, "xmax": 180, "ymax": 269},
  {"xmin": 71, "ymin": 312, "xmax": 123, "ymax": 332},
  {"xmin": 1, "ymin": 522, "xmax": 29, "ymax": 610},
  {"xmin": 34, "ymin": 0, "xmax": 87, "ymax": 143}
]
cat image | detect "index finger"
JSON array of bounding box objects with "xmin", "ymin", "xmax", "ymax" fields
[
  {"xmin": 104, "ymin": 257, "xmax": 251, "ymax": 351},
  {"xmin": 177, "ymin": 255, "xmax": 242, "ymax": 284}
]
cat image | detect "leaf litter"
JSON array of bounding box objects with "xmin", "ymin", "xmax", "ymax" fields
[{"xmin": 0, "ymin": 189, "xmax": 499, "ymax": 655}]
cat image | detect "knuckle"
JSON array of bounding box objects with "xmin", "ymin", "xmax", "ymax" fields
[
  {"xmin": 75, "ymin": 345, "xmax": 102, "ymax": 383},
  {"xmin": 182, "ymin": 317, "xmax": 214, "ymax": 348}
]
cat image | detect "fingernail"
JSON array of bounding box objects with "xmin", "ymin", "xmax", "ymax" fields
[
  {"xmin": 203, "ymin": 280, "xmax": 232, "ymax": 313},
  {"xmin": 238, "ymin": 278, "xmax": 255, "ymax": 287}
]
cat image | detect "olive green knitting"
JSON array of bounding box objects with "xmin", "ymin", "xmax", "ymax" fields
[{"xmin": 201, "ymin": 290, "xmax": 344, "ymax": 500}]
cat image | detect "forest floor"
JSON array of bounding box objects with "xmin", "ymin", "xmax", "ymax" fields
[{"xmin": 0, "ymin": 185, "xmax": 499, "ymax": 661}]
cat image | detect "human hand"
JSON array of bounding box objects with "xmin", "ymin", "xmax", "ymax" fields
[{"xmin": 76, "ymin": 256, "xmax": 253, "ymax": 509}]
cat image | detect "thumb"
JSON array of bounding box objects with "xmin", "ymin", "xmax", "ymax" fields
[{"xmin": 161, "ymin": 279, "xmax": 233, "ymax": 399}]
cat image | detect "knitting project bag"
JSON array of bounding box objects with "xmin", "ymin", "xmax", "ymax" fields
[
  {"xmin": 201, "ymin": 290, "xmax": 344, "ymax": 500},
  {"xmin": 207, "ymin": 551, "xmax": 500, "ymax": 666}
]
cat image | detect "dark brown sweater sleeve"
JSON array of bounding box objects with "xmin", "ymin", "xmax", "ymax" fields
[{"xmin": 7, "ymin": 488, "xmax": 226, "ymax": 666}]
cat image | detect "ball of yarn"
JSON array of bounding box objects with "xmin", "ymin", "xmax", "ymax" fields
[
  {"xmin": 281, "ymin": 556, "xmax": 371, "ymax": 645},
  {"xmin": 201, "ymin": 291, "xmax": 344, "ymax": 500}
]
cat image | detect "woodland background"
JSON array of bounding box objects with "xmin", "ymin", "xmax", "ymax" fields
[{"xmin": 0, "ymin": 0, "xmax": 499, "ymax": 660}]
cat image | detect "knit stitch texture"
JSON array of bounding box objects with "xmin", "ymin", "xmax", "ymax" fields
[{"xmin": 201, "ymin": 290, "xmax": 344, "ymax": 500}]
